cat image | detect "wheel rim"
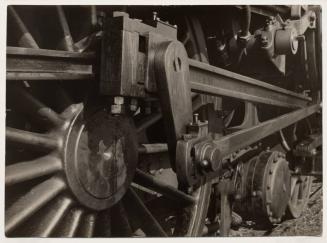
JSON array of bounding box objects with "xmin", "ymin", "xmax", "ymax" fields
[
  {"xmin": 287, "ymin": 175, "xmax": 312, "ymax": 218},
  {"xmin": 6, "ymin": 5, "xmax": 212, "ymax": 237}
]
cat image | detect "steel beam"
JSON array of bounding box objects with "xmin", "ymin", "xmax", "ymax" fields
[
  {"xmin": 6, "ymin": 47, "xmax": 94, "ymax": 80},
  {"xmin": 189, "ymin": 59, "xmax": 311, "ymax": 108}
]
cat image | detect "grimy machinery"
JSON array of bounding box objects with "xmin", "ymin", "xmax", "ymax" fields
[{"xmin": 5, "ymin": 5, "xmax": 322, "ymax": 237}]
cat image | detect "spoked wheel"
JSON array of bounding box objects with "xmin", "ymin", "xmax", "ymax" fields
[
  {"xmin": 6, "ymin": 5, "xmax": 212, "ymax": 237},
  {"xmin": 287, "ymin": 175, "xmax": 312, "ymax": 218}
]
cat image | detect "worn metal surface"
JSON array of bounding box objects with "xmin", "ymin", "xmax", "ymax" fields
[
  {"xmin": 189, "ymin": 59, "xmax": 311, "ymax": 108},
  {"xmin": 6, "ymin": 47, "xmax": 94, "ymax": 80},
  {"xmin": 176, "ymin": 104, "xmax": 319, "ymax": 186},
  {"xmin": 234, "ymin": 151, "xmax": 291, "ymax": 224}
]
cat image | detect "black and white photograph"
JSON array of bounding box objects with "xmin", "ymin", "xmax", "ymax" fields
[{"xmin": 2, "ymin": 1, "xmax": 324, "ymax": 240}]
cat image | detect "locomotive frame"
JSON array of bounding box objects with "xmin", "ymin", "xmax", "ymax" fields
[{"xmin": 4, "ymin": 3, "xmax": 322, "ymax": 237}]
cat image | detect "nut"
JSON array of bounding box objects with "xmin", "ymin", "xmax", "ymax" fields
[
  {"xmin": 130, "ymin": 98, "xmax": 138, "ymax": 112},
  {"xmin": 114, "ymin": 96, "xmax": 124, "ymax": 105},
  {"xmin": 111, "ymin": 104, "xmax": 124, "ymax": 115}
]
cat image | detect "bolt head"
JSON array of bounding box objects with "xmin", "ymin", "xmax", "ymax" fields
[
  {"xmin": 111, "ymin": 104, "xmax": 123, "ymax": 115},
  {"xmin": 200, "ymin": 160, "xmax": 209, "ymax": 168},
  {"xmin": 114, "ymin": 96, "xmax": 124, "ymax": 105}
]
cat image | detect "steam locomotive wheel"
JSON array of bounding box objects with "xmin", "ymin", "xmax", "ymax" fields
[
  {"xmin": 6, "ymin": 5, "xmax": 212, "ymax": 237},
  {"xmin": 287, "ymin": 175, "xmax": 312, "ymax": 218}
]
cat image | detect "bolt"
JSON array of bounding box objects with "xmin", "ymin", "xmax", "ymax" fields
[
  {"xmin": 130, "ymin": 98, "xmax": 138, "ymax": 112},
  {"xmin": 111, "ymin": 96, "xmax": 124, "ymax": 114},
  {"xmin": 311, "ymin": 149, "xmax": 317, "ymax": 155},
  {"xmin": 200, "ymin": 160, "xmax": 210, "ymax": 169},
  {"xmin": 252, "ymin": 191, "xmax": 257, "ymax": 197},
  {"xmin": 114, "ymin": 96, "xmax": 124, "ymax": 105},
  {"xmin": 183, "ymin": 134, "xmax": 193, "ymax": 140},
  {"xmin": 261, "ymin": 35, "xmax": 269, "ymax": 47},
  {"xmin": 111, "ymin": 104, "xmax": 124, "ymax": 115},
  {"xmin": 309, "ymin": 11, "xmax": 316, "ymax": 22},
  {"xmin": 187, "ymin": 186, "xmax": 193, "ymax": 194},
  {"xmin": 153, "ymin": 11, "xmax": 158, "ymax": 21},
  {"xmin": 266, "ymin": 146, "xmax": 270, "ymax": 152},
  {"xmin": 193, "ymin": 113, "xmax": 199, "ymax": 124}
]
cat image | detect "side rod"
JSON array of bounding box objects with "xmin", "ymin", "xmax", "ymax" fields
[
  {"xmin": 213, "ymin": 103, "xmax": 320, "ymax": 162},
  {"xmin": 189, "ymin": 59, "xmax": 311, "ymax": 109}
]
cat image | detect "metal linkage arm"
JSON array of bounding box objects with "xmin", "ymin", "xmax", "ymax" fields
[
  {"xmin": 189, "ymin": 59, "xmax": 311, "ymax": 109},
  {"xmin": 7, "ymin": 47, "xmax": 94, "ymax": 80},
  {"xmin": 177, "ymin": 103, "xmax": 320, "ymax": 186}
]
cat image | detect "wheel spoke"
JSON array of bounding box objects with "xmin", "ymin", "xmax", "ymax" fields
[
  {"xmin": 5, "ymin": 176, "xmax": 66, "ymax": 234},
  {"xmin": 6, "ymin": 154, "xmax": 62, "ymax": 186},
  {"xmin": 111, "ymin": 202, "xmax": 133, "ymax": 237},
  {"xmin": 6, "ymin": 127, "xmax": 60, "ymax": 151},
  {"xmin": 134, "ymin": 169, "xmax": 196, "ymax": 205},
  {"xmin": 136, "ymin": 113, "xmax": 162, "ymax": 133},
  {"xmin": 8, "ymin": 6, "xmax": 39, "ymax": 48},
  {"xmin": 291, "ymin": 179, "xmax": 300, "ymax": 205},
  {"xmin": 95, "ymin": 209, "xmax": 111, "ymax": 237},
  {"xmin": 78, "ymin": 213, "xmax": 97, "ymax": 237},
  {"xmin": 54, "ymin": 208, "xmax": 83, "ymax": 237},
  {"xmin": 123, "ymin": 188, "xmax": 167, "ymax": 237},
  {"xmin": 30, "ymin": 196, "xmax": 73, "ymax": 237},
  {"xmin": 8, "ymin": 86, "xmax": 65, "ymax": 128},
  {"xmin": 56, "ymin": 6, "xmax": 75, "ymax": 51}
]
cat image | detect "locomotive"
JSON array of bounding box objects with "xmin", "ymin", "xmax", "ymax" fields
[{"xmin": 5, "ymin": 5, "xmax": 322, "ymax": 237}]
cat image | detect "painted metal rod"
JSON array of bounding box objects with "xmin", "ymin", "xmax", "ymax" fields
[
  {"xmin": 5, "ymin": 176, "xmax": 66, "ymax": 234},
  {"xmin": 6, "ymin": 155, "xmax": 62, "ymax": 186},
  {"xmin": 134, "ymin": 169, "xmax": 196, "ymax": 205}
]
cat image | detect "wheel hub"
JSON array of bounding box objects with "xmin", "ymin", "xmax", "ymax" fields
[
  {"xmin": 63, "ymin": 105, "xmax": 138, "ymax": 210},
  {"xmin": 234, "ymin": 151, "xmax": 291, "ymax": 224}
]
